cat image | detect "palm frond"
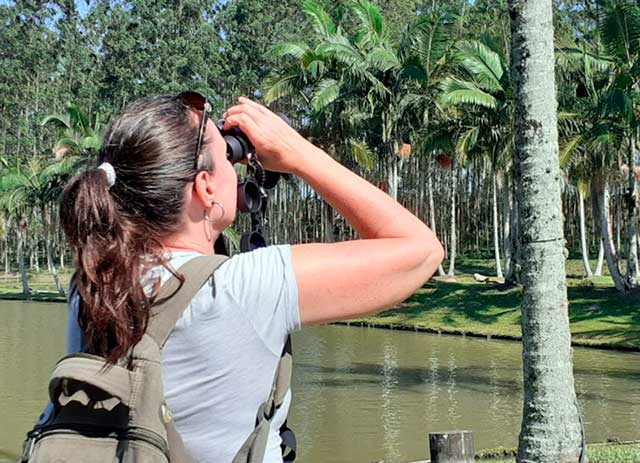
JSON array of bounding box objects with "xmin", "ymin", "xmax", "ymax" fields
[
  {"xmin": 318, "ymin": 34, "xmax": 366, "ymax": 69},
  {"xmin": 272, "ymin": 42, "xmax": 312, "ymax": 59},
  {"xmin": 454, "ymin": 40, "xmax": 504, "ymax": 93},
  {"xmin": 222, "ymin": 226, "xmax": 241, "ymax": 253},
  {"xmin": 66, "ymin": 102, "xmax": 91, "ymax": 134},
  {"xmin": 351, "ymin": 1, "xmax": 386, "ymax": 44},
  {"xmin": 348, "ymin": 139, "xmax": 375, "ymax": 171},
  {"xmin": 399, "ymin": 55, "xmax": 428, "ymax": 82},
  {"xmin": 311, "ymin": 78, "xmax": 340, "ymax": 112},
  {"xmin": 303, "ymin": 0, "xmax": 336, "ymax": 36},
  {"xmin": 264, "ymin": 74, "xmax": 303, "ymax": 103},
  {"xmin": 368, "ymin": 46, "xmax": 401, "ymax": 73},
  {"xmin": 455, "ymin": 127, "xmax": 479, "ymax": 161},
  {"xmin": 439, "ymin": 77, "xmax": 497, "ymax": 109},
  {"xmin": 410, "ymin": 13, "xmax": 454, "ymax": 74},
  {"xmin": 600, "ymin": 87, "xmax": 634, "ymax": 122},
  {"xmin": 559, "ymin": 135, "xmax": 583, "ymax": 168},
  {"xmin": 598, "ymin": 1, "xmax": 640, "ymax": 61},
  {"xmin": 41, "ymin": 114, "xmax": 71, "ymax": 130}
]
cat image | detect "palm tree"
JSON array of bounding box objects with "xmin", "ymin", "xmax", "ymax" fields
[
  {"xmin": 266, "ymin": 0, "xmax": 437, "ymax": 201},
  {"xmin": 438, "ymin": 37, "xmax": 514, "ymax": 279},
  {"xmin": 509, "ymin": 1, "xmax": 582, "ymax": 461},
  {"xmin": 597, "ymin": 0, "xmax": 640, "ymax": 288},
  {"xmin": 0, "ymin": 157, "xmax": 74, "ymax": 295},
  {"xmin": 557, "ymin": 41, "xmax": 615, "ymax": 279},
  {"xmin": 558, "ymin": 37, "xmax": 631, "ymax": 291},
  {"xmin": 0, "ymin": 159, "xmax": 33, "ymax": 294},
  {"xmin": 41, "ymin": 101, "xmax": 102, "ymax": 162}
]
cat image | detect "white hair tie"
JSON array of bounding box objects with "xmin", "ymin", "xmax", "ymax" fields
[{"xmin": 98, "ymin": 162, "xmax": 116, "ymax": 188}]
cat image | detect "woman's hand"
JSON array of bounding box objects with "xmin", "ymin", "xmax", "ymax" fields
[{"xmin": 223, "ymin": 97, "xmax": 310, "ymax": 174}]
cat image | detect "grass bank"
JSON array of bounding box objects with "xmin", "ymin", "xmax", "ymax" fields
[
  {"xmin": 2, "ymin": 258, "xmax": 638, "ymax": 350},
  {"xmin": 473, "ymin": 442, "xmax": 640, "ymax": 463},
  {"xmin": 350, "ymin": 258, "xmax": 640, "ymax": 351},
  {"xmin": 0, "ymin": 269, "xmax": 70, "ymax": 302}
]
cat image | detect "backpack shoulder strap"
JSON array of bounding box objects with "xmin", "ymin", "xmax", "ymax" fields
[
  {"xmin": 146, "ymin": 254, "xmax": 228, "ymax": 348},
  {"xmin": 232, "ymin": 335, "xmax": 296, "ymax": 463}
]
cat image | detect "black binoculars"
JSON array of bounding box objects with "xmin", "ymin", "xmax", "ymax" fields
[{"xmin": 215, "ymin": 114, "xmax": 291, "ymax": 253}]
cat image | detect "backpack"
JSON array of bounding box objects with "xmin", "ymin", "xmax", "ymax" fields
[{"xmin": 20, "ymin": 255, "xmax": 297, "ymax": 463}]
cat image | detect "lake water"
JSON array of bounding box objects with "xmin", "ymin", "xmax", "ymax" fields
[{"xmin": 1, "ymin": 301, "xmax": 639, "ymax": 462}]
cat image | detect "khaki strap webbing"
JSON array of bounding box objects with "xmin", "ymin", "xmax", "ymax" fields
[
  {"xmin": 232, "ymin": 337, "xmax": 293, "ymax": 463},
  {"xmin": 49, "ymin": 356, "xmax": 131, "ymax": 405},
  {"xmin": 146, "ymin": 255, "xmax": 228, "ymax": 348}
]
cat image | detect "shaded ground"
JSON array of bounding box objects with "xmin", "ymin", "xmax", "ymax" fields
[{"xmin": 356, "ymin": 258, "xmax": 640, "ymax": 350}]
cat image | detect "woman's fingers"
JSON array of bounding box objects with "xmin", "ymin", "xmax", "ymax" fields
[
  {"xmin": 223, "ymin": 113, "xmax": 261, "ymax": 140},
  {"xmin": 224, "ymin": 103, "xmax": 262, "ymax": 122}
]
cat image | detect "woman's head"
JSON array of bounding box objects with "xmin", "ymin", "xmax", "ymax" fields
[{"xmin": 60, "ymin": 94, "xmax": 237, "ymax": 362}]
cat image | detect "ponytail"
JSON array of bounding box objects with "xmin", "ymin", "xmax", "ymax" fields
[
  {"xmin": 60, "ymin": 167, "xmax": 159, "ymax": 362},
  {"xmin": 60, "ymin": 95, "xmax": 206, "ymax": 363}
]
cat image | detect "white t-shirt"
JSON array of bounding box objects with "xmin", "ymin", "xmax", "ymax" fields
[{"xmin": 64, "ymin": 244, "xmax": 301, "ymax": 463}]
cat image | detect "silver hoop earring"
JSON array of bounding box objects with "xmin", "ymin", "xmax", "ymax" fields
[{"xmin": 204, "ymin": 201, "xmax": 225, "ymax": 225}]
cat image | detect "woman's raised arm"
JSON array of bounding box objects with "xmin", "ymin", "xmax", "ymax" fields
[{"xmin": 223, "ymin": 98, "xmax": 444, "ymax": 326}]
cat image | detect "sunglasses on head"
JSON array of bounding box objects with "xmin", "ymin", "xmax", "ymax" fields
[{"xmin": 176, "ymin": 91, "xmax": 212, "ymax": 170}]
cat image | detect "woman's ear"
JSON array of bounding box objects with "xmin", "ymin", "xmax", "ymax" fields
[{"xmin": 193, "ymin": 170, "xmax": 216, "ymax": 207}]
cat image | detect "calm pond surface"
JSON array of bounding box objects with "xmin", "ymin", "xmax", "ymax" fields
[{"xmin": 1, "ymin": 300, "xmax": 639, "ymax": 462}]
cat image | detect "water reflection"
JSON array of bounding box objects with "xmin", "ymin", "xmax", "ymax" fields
[
  {"xmin": 381, "ymin": 339, "xmax": 400, "ymax": 463},
  {"xmin": 1, "ymin": 305, "xmax": 639, "ymax": 463},
  {"xmin": 288, "ymin": 326, "xmax": 639, "ymax": 463}
]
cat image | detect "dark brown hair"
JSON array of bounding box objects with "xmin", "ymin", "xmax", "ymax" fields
[{"xmin": 60, "ymin": 95, "xmax": 214, "ymax": 362}]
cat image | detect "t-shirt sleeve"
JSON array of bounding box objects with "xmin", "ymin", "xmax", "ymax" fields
[{"xmin": 220, "ymin": 244, "xmax": 301, "ymax": 352}]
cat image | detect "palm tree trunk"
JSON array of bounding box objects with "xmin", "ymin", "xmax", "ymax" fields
[
  {"xmin": 509, "ymin": 1, "xmax": 582, "ymax": 461},
  {"xmin": 428, "ymin": 167, "xmax": 445, "ymax": 276},
  {"xmin": 17, "ymin": 223, "xmax": 29, "ymax": 295},
  {"xmin": 625, "ymin": 133, "xmax": 638, "ymax": 288},
  {"xmin": 502, "ymin": 176, "xmax": 513, "ymax": 278},
  {"xmin": 594, "ymin": 180, "xmax": 627, "ymax": 291},
  {"xmin": 505, "ymin": 182, "xmax": 520, "ymax": 286},
  {"xmin": 41, "ymin": 207, "xmax": 65, "ymax": 295},
  {"xmin": 323, "ymin": 200, "xmax": 334, "ymax": 243},
  {"xmin": 578, "ymin": 188, "xmax": 593, "ymax": 277},
  {"xmin": 493, "ymin": 174, "xmax": 503, "ymax": 278},
  {"xmin": 447, "ymin": 166, "xmax": 457, "ymax": 278},
  {"xmin": 4, "ymin": 236, "xmax": 9, "ymax": 274},
  {"xmin": 594, "ymin": 239, "xmax": 604, "ymax": 276}
]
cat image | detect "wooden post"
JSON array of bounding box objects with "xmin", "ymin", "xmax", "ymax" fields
[{"xmin": 428, "ymin": 431, "xmax": 474, "ymax": 463}]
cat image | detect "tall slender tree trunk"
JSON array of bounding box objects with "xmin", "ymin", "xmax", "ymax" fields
[
  {"xmin": 4, "ymin": 236, "xmax": 9, "ymax": 274},
  {"xmin": 625, "ymin": 133, "xmax": 638, "ymax": 287},
  {"xmin": 493, "ymin": 173, "xmax": 504, "ymax": 278},
  {"xmin": 594, "ymin": 181, "xmax": 627, "ymax": 291},
  {"xmin": 41, "ymin": 207, "xmax": 65, "ymax": 295},
  {"xmin": 447, "ymin": 166, "xmax": 457, "ymax": 278},
  {"xmin": 594, "ymin": 239, "xmax": 604, "ymax": 276},
  {"xmin": 505, "ymin": 182, "xmax": 520, "ymax": 286},
  {"xmin": 387, "ymin": 156, "xmax": 399, "ymax": 201},
  {"xmin": 578, "ymin": 189, "xmax": 592, "ymax": 277},
  {"xmin": 503, "ymin": 176, "xmax": 513, "ymax": 278},
  {"xmin": 17, "ymin": 223, "xmax": 29, "ymax": 295},
  {"xmin": 428, "ymin": 167, "xmax": 446, "ymax": 276},
  {"xmin": 509, "ymin": 1, "xmax": 582, "ymax": 461},
  {"xmin": 322, "ymin": 201, "xmax": 334, "ymax": 243}
]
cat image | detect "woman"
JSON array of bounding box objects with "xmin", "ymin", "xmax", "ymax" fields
[{"xmin": 59, "ymin": 93, "xmax": 444, "ymax": 462}]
